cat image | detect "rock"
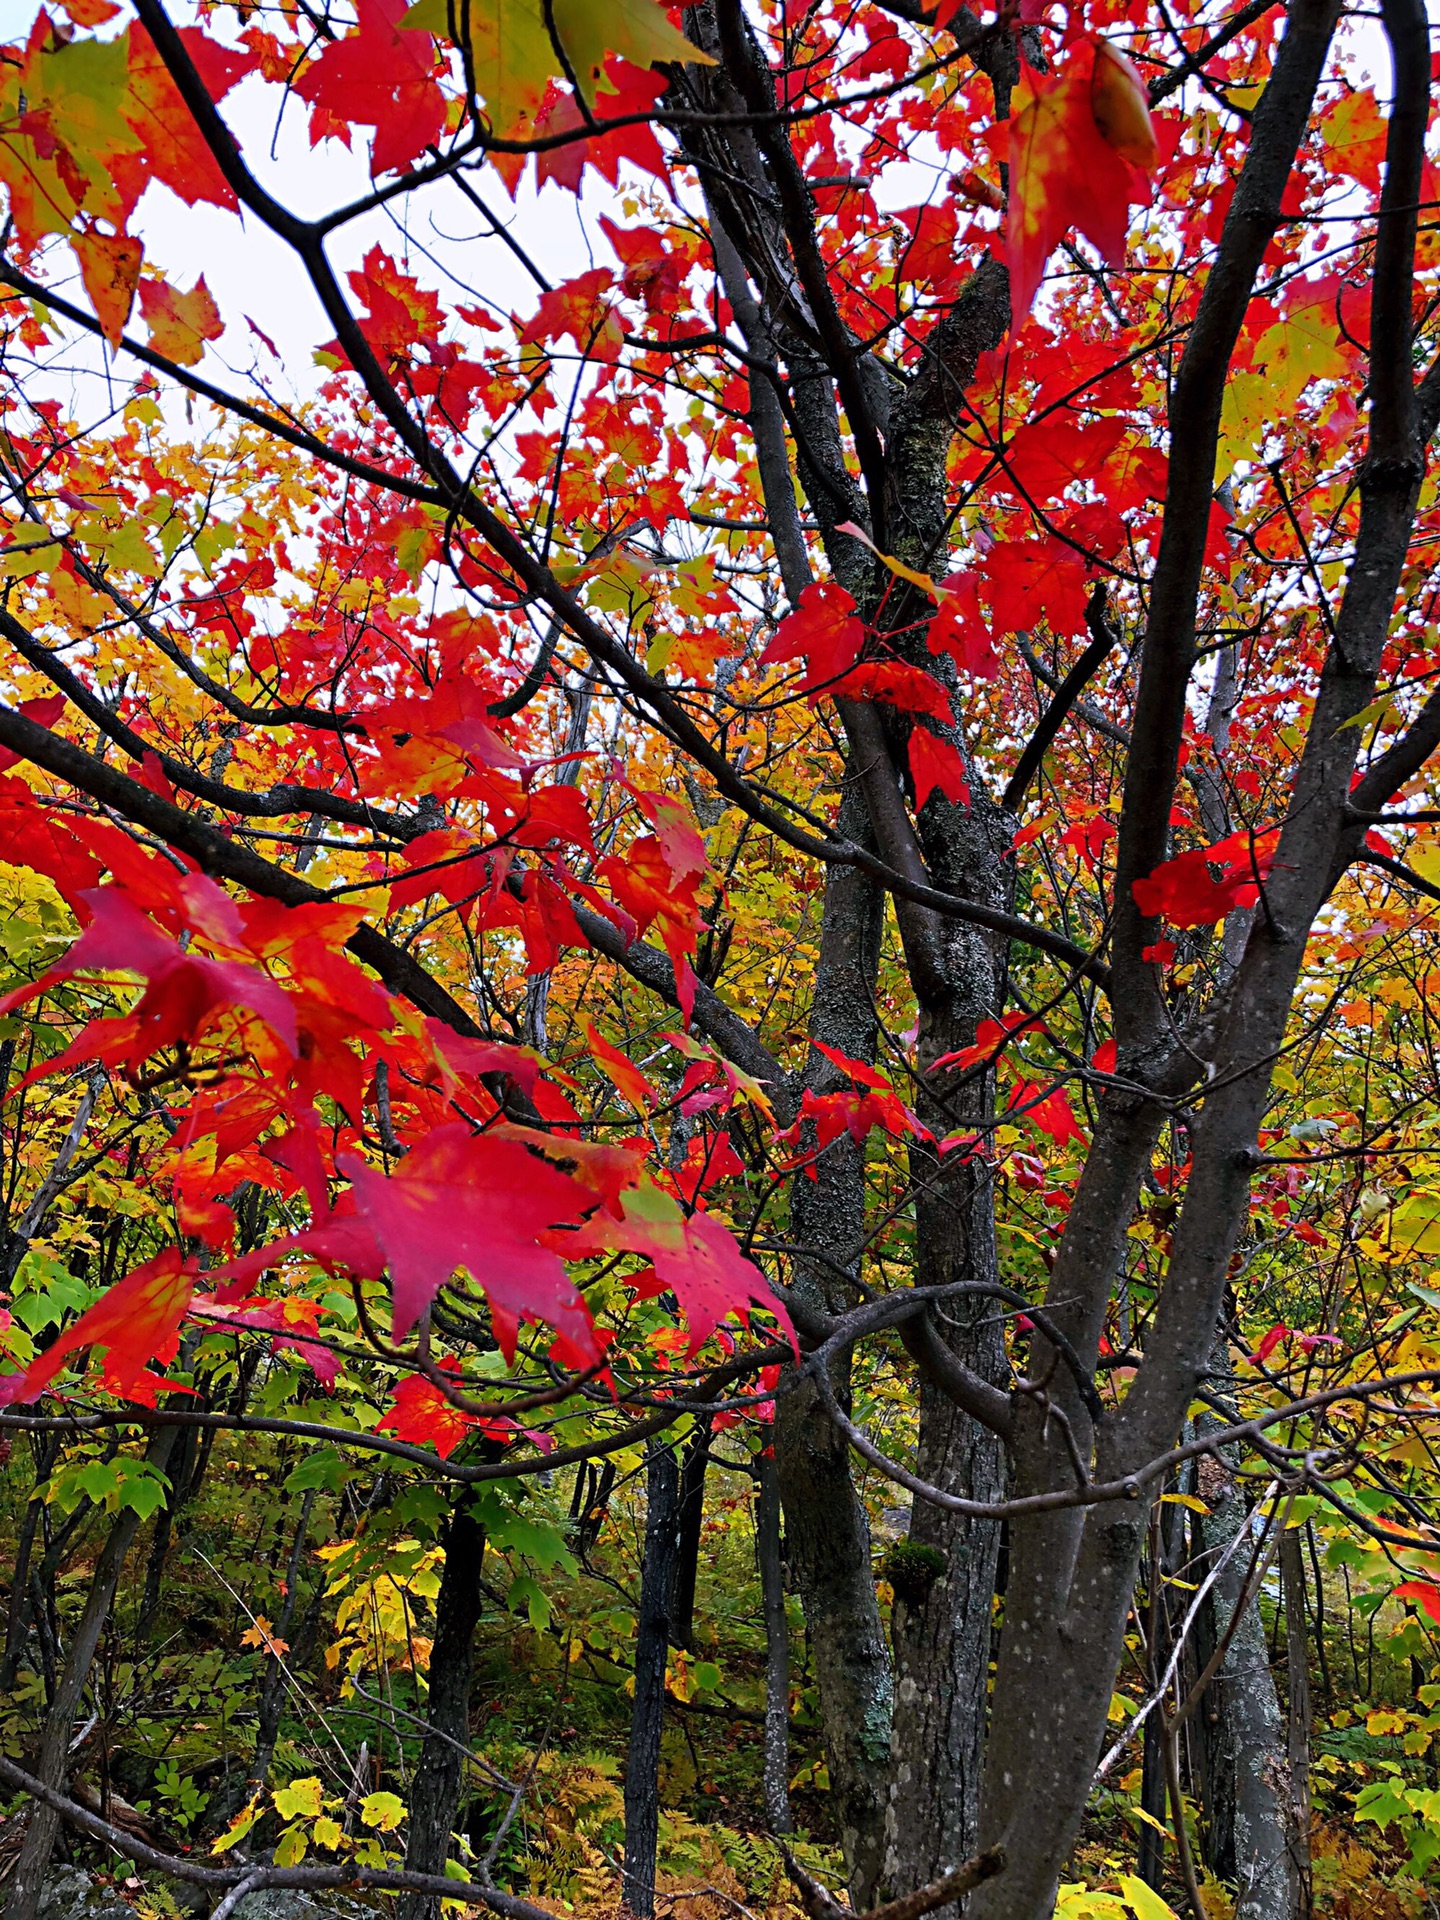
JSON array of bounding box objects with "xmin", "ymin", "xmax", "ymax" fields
[
  {"xmin": 225, "ymin": 1895, "xmax": 382, "ymax": 1920},
  {"xmin": 37, "ymin": 1869, "xmax": 383, "ymax": 1920},
  {"xmin": 36, "ymin": 1866, "xmax": 135, "ymax": 1920}
]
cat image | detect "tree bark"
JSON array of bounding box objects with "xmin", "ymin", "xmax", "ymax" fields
[
  {"xmin": 669, "ymin": 1416, "xmax": 711, "ymax": 1654},
  {"xmin": 773, "ymin": 779, "xmax": 894, "ymax": 1905},
  {"xmin": 1193, "ymin": 1451, "xmax": 1293, "ymax": 1920},
  {"xmin": 1279, "ymin": 1528, "xmax": 1312, "ymax": 1918},
  {"xmin": 397, "ymin": 1489, "xmax": 489, "ymax": 1920},
  {"xmin": 755, "ymin": 1454, "xmax": 791, "ymax": 1835},
  {"xmin": 623, "ymin": 1441, "xmax": 682, "ymax": 1919},
  {"xmin": 5, "ymin": 1424, "xmax": 178, "ymax": 1920}
]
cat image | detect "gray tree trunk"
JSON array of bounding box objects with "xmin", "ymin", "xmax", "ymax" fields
[
  {"xmin": 1279, "ymin": 1527, "xmax": 1312, "ymax": 1917},
  {"xmin": 755, "ymin": 1455, "xmax": 791, "ymax": 1835},
  {"xmin": 773, "ymin": 790, "xmax": 893, "ymax": 1901},
  {"xmin": 6, "ymin": 1424, "xmax": 178, "ymax": 1920},
  {"xmin": 1193, "ymin": 1447, "xmax": 1294, "ymax": 1920}
]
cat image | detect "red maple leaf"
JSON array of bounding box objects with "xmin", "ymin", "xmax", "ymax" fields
[
  {"xmin": 991, "ymin": 38, "xmax": 1157, "ymax": 324},
  {"xmin": 1009, "ymin": 1080, "xmax": 1085, "ymax": 1147},
  {"xmin": 295, "ymin": 0, "xmax": 445, "ymax": 178},
  {"xmin": 569, "ymin": 1180, "xmax": 792, "ymax": 1358},
  {"xmin": 0, "ymin": 1248, "xmax": 196, "ymax": 1405},
  {"xmin": 913, "ymin": 721, "xmax": 971, "ymax": 806},
  {"xmin": 599, "ymin": 836, "xmax": 705, "ymax": 1026},
  {"xmin": 377, "ymin": 1367, "xmax": 478, "ymax": 1459},
  {"xmin": 760, "ymin": 581, "xmax": 864, "ymax": 693},
  {"xmin": 0, "ymin": 886, "xmax": 299, "ymax": 1075},
  {"xmin": 585, "ymin": 1019, "xmax": 657, "ymax": 1110},
  {"xmin": 1132, "ymin": 830, "xmax": 1279, "ymax": 928},
  {"xmin": 1394, "ymin": 1581, "xmax": 1440, "ymax": 1626},
  {"xmin": 113, "ymin": 26, "xmax": 258, "ymax": 216},
  {"xmin": 334, "ymin": 1122, "xmax": 600, "ymax": 1362}
]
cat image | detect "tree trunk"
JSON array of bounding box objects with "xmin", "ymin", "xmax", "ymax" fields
[
  {"xmin": 773, "ymin": 781, "xmax": 894, "ymax": 1905},
  {"xmin": 1279, "ymin": 1528, "xmax": 1312, "ymax": 1918},
  {"xmin": 1137, "ymin": 1710, "xmax": 1168, "ymax": 1888},
  {"xmin": 874, "ymin": 736, "xmax": 1012, "ymax": 1906},
  {"xmin": 1193, "ymin": 1451, "xmax": 1293, "ymax": 1920},
  {"xmin": 669, "ymin": 1415, "xmax": 711, "ymax": 1653},
  {"xmin": 755, "ymin": 1454, "xmax": 791, "ymax": 1835},
  {"xmin": 397, "ymin": 1489, "xmax": 489, "ymax": 1920},
  {"xmin": 5, "ymin": 1424, "xmax": 178, "ymax": 1920},
  {"xmin": 1, "ymin": 1434, "xmax": 59, "ymax": 1691},
  {"xmin": 623, "ymin": 1441, "xmax": 681, "ymax": 1919},
  {"xmin": 251, "ymin": 1489, "xmax": 319, "ymax": 1792}
]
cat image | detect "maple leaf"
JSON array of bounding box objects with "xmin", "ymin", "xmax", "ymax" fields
[
  {"xmin": 377, "ymin": 1368, "xmax": 478, "ymax": 1459},
  {"xmin": 192, "ymin": 1292, "xmax": 339, "ymax": 1387},
  {"xmin": 673, "ymin": 1131, "xmax": 745, "ymax": 1204},
  {"xmin": 906, "ymin": 721, "xmax": 975, "ymax": 806},
  {"xmin": 0, "ymin": 25, "xmax": 140, "ymax": 248},
  {"xmin": 1009, "ymin": 1080, "xmax": 1085, "ymax": 1148},
  {"xmin": 629, "ymin": 784, "xmax": 708, "ymax": 881},
  {"xmin": 933, "ymin": 1012, "xmax": 1046, "ymax": 1075},
  {"xmin": 927, "ymin": 575, "xmax": 999, "ymax": 681},
  {"xmin": 115, "ymin": 26, "xmax": 258, "ymax": 215},
  {"xmin": 403, "ymin": 0, "xmax": 709, "ymax": 134},
  {"xmin": 600, "ymin": 837, "xmax": 705, "ymax": 1027},
  {"xmin": 976, "ymin": 541, "xmax": 1089, "ymax": 639},
  {"xmin": 1394, "ymin": 1581, "xmax": 1440, "ymax": 1627},
  {"xmin": 334, "ymin": 1122, "xmax": 599, "ymax": 1360},
  {"xmin": 569, "ymin": 1177, "xmax": 792, "ymax": 1358},
  {"xmin": 1001, "ymin": 416, "xmax": 1128, "ymax": 504},
  {"xmin": 73, "ymin": 227, "xmax": 143, "ymax": 350},
  {"xmin": 523, "ymin": 268, "xmax": 624, "ymax": 362},
  {"xmin": 1249, "ymin": 1323, "xmax": 1291, "ymax": 1366},
  {"xmin": 0, "ymin": 1247, "xmax": 196, "ymax": 1405},
  {"xmin": 1132, "ymin": 831, "xmax": 1278, "ymax": 928},
  {"xmin": 296, "ymin": 0, "xmax": 445, "ymax": 177},
  {"xmin": 138, "ymin": 275, "xmax": 223, "ymax": 365},
  {"xmin": 0, "ymin": 886, "xmax": 300, "ymax": 1070},
  {"xmin": 584, "ymin": 1019, "xmax": 657, "ymax": 1109},
  {"xmin": 834, "ymin": 661, "xmax": 953, "ymax": 725},
  {"xmin": 760, "ymin": 581, "xmax": 864, "ymax": 693},
  {"xmin": 535, "ymin": 63, "xmax": 669, "ymax": 192},
  {"xmin": 241, "ymin": 1616, "xmax": 291, "ymax": 1657},
  {"xmin": 994, "ymin": 39, "xmax": 1157, "ymax": 324}
]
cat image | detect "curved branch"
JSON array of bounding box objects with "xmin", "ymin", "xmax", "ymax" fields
[{"xmin": 1002, "ymin": 585, "xmax": 1120, "ymax": 813}]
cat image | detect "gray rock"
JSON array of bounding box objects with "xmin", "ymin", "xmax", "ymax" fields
[
  {"xmin": 37, "ymin": 1869, "xmax": 382, "ymax": 1920},
  {"xmin": 225, "ymin": 1895, "xmax": 381, "ymax": 1920},
  {"xmin": 36, "ymin": 1866, "xmax": 134, "ymax": 1920}
]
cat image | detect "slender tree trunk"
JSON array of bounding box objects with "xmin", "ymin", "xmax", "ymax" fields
[
  {"xmin": 623, "ymin": 1442, "xmax": 682, "ymax": 1918},
  {"xmin": 773, "ymin": 781, "xmax": 894, "ymax": 1904},
  {"xmin": 1138, "ymin": 1711, "xmax": 1168, "ymax": 1888},
  {"xmin": 1193, "ymin": 1444, "xmax": 1293, "ymax": 1920},
  {"xmin": 137, "ymin": 1419, "xmax": 200, "ymax": 1639},
  {"xmin": 669, "ymin": 1415, "xmax": 711, "ymax": 1653},
  {"xmin": 876, "ymin": 763, "xmax": 1013, "ymax": 1906},
  {"xmin": 5, "ymin": 1424, "xmax": 178, "ymax": 1920},
  {"xmin": 755, "ymin": 1454, "xmax": 791, "ymax": 1835},
  {"xmin": 1279, "ymin": 1528, "xmax": 1312, "ymax": 1918},
  {"xmin": 251, "ymin": 1488, "xmax": 319, "ymax": 1792},
  {"xmin": 397, "ymin": 1489, "xmax": 489, "ymax": 1920},
  {"xmin": 1, "ymin": 1435, "xmax": 58, "ymax": 1691}
]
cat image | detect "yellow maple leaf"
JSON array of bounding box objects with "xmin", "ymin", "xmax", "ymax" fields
[
  {"xmin": 402, "ymin": 0, "xmax": 709, "ymax": 134},
  {"xmin": 138, "ymin": 276, "xmax": 223, "ymax": 367}
]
